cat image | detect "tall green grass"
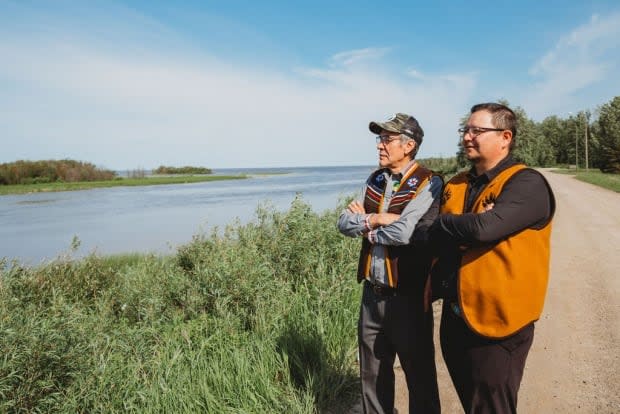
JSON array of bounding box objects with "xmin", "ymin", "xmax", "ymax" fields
[
  {"xmin": 551, "ymin": 168, "xmax": 620, "ymax": 192},
  {"xmin": 573, "ymin": 170, "xmax": 620, "ymax": 192},
  {"xmin": 0, "ymin": 196, "xmax": 361, "ymax": 413}
]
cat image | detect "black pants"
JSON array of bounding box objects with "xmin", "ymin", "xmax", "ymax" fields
[
  {"xmin": 358, "ymin": 282, "xmax": 440, "ymax": 414},
  {"xmin": 440, "ymin": 301, "xmax": 534, "ymax": 414}
]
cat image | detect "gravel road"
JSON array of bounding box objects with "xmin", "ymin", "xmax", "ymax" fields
[{"xmin": 387, "ymin": 170, "xmax": 620, "ymax": 413}]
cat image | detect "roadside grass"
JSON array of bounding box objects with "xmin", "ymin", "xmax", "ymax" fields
[
  {"xmin": 550, "ymin": 168, "xmax": 620, "ymax": 192},
  {"xmin": 0, "ymin": 197, "xmax": 361, "ymax": 413},
  {"xmin": 0, "ymin": 175, "xmax": 247, "ymax": 195}
]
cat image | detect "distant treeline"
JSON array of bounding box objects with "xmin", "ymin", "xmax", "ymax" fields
[
  {"xmin": 408, "ymin": 96, "xmax": 620, "ymax": 176},
  {"xmin": 153, "ymin": 166, "xmax": 212, "ymax": 175},
  {"xmin": 0, "ymin": 160, "xmax": 116, "ymax": 185},
  {"xmin": 453, "ymin": 95, "xmax": 620, "ymax": 173},
  {"xmin": 418, "ymin": 95, "xmax": 620, "ymax": 176},
  {"xmin": 417, "ymin": 157, "xmax": 459, "ymax": 176}
]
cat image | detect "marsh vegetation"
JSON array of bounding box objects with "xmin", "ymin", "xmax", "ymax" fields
[
  {"xmin": 0, "ymin": 197, "xmax": 361, "ymax": 413},
  {"xmin": 0, "ymin": 160, "xmax": 245, "ymax": 195}
]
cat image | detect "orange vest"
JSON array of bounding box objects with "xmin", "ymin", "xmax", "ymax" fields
[{"xmin": 441, "ymin": 164, "xmax": 553, "ymax": 338}]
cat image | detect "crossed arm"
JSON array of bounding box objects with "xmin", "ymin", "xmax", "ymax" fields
[
  {"xmin": 337, "ymin": 176, "xmax": 442, "ymax": 245},
  {"xmin": 345, "ymin": 200, "xmax": 400, "ymax": 228},
  {"xmin": 429, "ymin": 170, "xmax": 552, "ymax": 247}
]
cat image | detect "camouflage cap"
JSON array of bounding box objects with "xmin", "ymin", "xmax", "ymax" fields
[{"xmin": 369, "ymin": 113, "xmax": 424, "ymax": 145}]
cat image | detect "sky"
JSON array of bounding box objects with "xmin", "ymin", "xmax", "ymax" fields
[{"xmin": 1, "ymin": 0, "xmax": 619, "ymax": 170}]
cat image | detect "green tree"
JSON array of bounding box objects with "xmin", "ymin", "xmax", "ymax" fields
[
  {"xmin": 542, "ymin": 113, "xmax": 590, "ymax": 168},
  {"xmin": 586, "ymin": 119, "xmax": 604, "ymax": 170},
  {"xmin": 455, "ymin": 100, "xmax": 559, "ymax": 169},
  {"xmin": 511, "ymin": 106, "xmax": 554, "ymax": 166},
  {"xmin": 540, "ymin": 115, "xmax": 568, "ymax": 165},
  {"xmin": 494, "ymin": 100, "xmax": 553, "ymax": 167},
  {"xmin": 594, "ymin": 96, "xmax": 620, "ymax": 173},
  {"xmin": 0, "ymin": 159, "xmax": 115, "ymax": 185},
  {"xmin": 455, "ymin": 113, "xmax": 469, "ymax": 169}
]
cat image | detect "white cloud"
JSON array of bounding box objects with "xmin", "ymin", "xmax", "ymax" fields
[
  {"xmin": 522, "ymin": 12, "xmax": 620, "ymax": 118},
  {"xmin": 406, "ymin": 69, "xmax": 425, "ymax": 80},
  {"xmin": 2, "ymin": 3, "xmax": 619, "ymax": 168},
  {"xmin": 329, "ymin": 47, "xmax": 392, "ymax": 67},
  {"xmin": 0, "ymin": 32, "xmax": 477, "ymax": 168}
]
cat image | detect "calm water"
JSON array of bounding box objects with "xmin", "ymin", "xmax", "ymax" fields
[{"xmin": 1, "ymin": 166, "xmax": 373, "ymax": 264}]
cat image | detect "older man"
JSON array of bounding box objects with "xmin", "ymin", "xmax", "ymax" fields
[
  {"xmin": 338, "ymin": 113, "xmax": 442, "ymax": 414},
  {"xmin": 430, "ymin": 102, "xmax": 556, "ymax": 413}
]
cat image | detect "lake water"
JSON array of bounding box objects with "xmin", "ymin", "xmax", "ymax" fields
[{"xmin": 1, "ymin": 166, "xmax": 374, "ymax": 264}]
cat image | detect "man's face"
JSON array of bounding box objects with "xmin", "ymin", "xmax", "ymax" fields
[
  {"xmin": 376, "ymin": 131, "xmax": 415, "ymax": 171},
  {"xmin": 462, "ymin": 110, "xmax": 511, "ymax": 165}
]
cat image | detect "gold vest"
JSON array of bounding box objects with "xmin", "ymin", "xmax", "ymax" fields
[{"xmin": 441, "ymin": 164, "xmax": 553, "ymax": 338}]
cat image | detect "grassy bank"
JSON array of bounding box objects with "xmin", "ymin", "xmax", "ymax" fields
[
  {"xmin": 0, "ymin": 197, "xmax": 361, "ymax": 413},
  {"xmin": 551, "ymin": 169, "xmax": 620, "ymax": 192},
  {"xmin": 0, "ymin": 175, "xmax": 247, "ymax": 195}
]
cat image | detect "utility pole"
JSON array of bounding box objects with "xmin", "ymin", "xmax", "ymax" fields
[
  {"xmin": 584, "ymin": 111, "xmax": 590, "ymax": 170},
  {"xmin": 568, "ymin": 112, "xmax": 580, "ymax": 171},
  {"xmin": 575, "ymin": 115, "xmax": 578, "ymax": 169}
]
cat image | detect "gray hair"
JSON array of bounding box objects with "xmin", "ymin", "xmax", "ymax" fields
[{"xmin": 400, "ymin": 134, "xmax": 419, "ymax": 159}]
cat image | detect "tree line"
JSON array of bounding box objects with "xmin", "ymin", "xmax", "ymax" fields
[
  {"xmin": 153, "ymin": 166, "xmax": 212, "ymax": 175},
  {"xmin": 0, "ymin": 161, "xmax": 217, "ymax": 186},
  {"xmin": 454, "ymin": 95, "xmax": 620, "ymax": 173},
  {"xmin": 3, "ymin": 95, "xmax": 618, "ymax": 185},
  {"xmin": 0, "ymin": 160, "xmax": 116, "ymax": 185}
]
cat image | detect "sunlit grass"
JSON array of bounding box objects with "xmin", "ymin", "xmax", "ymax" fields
[
  {"xmin": 0, "ymin": 197, "xmax": 361, "ymax": 412},
  {"xmin": 550, "ymin": 168, "xmax": 620, "ymax": 192}
]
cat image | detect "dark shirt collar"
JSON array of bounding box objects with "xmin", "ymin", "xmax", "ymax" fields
[{"xmin": 467, "ymin": 155, "xmax": 517, "ymax": 184}]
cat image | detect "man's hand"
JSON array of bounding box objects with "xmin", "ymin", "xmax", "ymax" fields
[
  {"xmin": 347, "ymin": 200, "xmax": 400, "ymax": 233},
  {"xmin": 370, "ymin": 212, "xmax": 400, "ymax": 227},
  {"xmin": 346, "ymin": 200, "xmax": 366, "ymax": 214}
]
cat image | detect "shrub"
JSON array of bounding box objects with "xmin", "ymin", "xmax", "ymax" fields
[
  {"xmin": 0, "ymin": 198, "xmax": 361, "ymax": 412},
  {"xmin": 0, "ymin": 159, "xmax": 116, "ymax": 185},
  {"xmin": 153, "ymin": 166, "xmax": 212, "ymax": 175}
]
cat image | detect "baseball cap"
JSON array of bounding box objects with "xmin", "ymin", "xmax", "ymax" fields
[{"xmin": 369, "ymin": 113, "xmax": 424, "ymax": 145}]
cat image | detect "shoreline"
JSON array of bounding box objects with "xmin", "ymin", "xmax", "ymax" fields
[{"xmin": 0, "ymin": 174, "xmax": 248, "ymax": 196}]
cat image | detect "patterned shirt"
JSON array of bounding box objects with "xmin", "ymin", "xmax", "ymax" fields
[{"xmin": 338, "ymin": 160, "xmax": 442, "ymax": 286}]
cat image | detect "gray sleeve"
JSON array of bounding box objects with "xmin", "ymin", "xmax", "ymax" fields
[
  {"xmin": 337, "ymin": 185, "xmax": 367, "ymax": 237},
  {"xmin": 373, "ymin": 176, "xmax": 440, "ymax": 245}
]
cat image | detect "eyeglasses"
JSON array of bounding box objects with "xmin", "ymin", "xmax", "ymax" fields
[
  {"xmin": 376, "ymin": 135, "xmax": 402, "ymax": 145},
  {"xmin": 458, "ymin": 126, "xmax": 505, "ymax": 138}
]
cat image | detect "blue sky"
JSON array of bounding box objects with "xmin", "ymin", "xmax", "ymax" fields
[{"xmin": 1, "ymin": 1, "xmax": 619, "ymax": 169}]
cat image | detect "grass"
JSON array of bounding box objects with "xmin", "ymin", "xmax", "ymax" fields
[
  {"xmin": 550, "ymin": 168, "xmax": 620, "ymax": 192},
  {"xmin": 0, "ymin": 196, "xmax": 362, "ymax": 413},
  {"xmin": 0, "ymin": 175, "xmax": 248, "ymax": 195}
]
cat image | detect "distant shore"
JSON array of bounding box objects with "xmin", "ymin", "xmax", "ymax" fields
[{"xmin": 0, "ymin": 174, "xmax": 248, "ymax": 196}]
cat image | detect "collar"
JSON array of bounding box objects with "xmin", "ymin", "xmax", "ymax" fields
[
  {"xmin": 467, "ymin": 155, "xmax": 517, "ymax": 184},
  {"xmin": 385, "ymin": 159, "xmax": 417, "ymax": 181}
]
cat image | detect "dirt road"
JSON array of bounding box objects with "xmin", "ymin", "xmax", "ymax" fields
[{"xmin": 389, "ymin": 170, "xmax": 620, "ymax": 413}]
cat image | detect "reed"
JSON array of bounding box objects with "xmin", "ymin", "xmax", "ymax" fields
[{"xmin": 0, "ymin": 196, "xmax": 361, "ymax": 413}]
